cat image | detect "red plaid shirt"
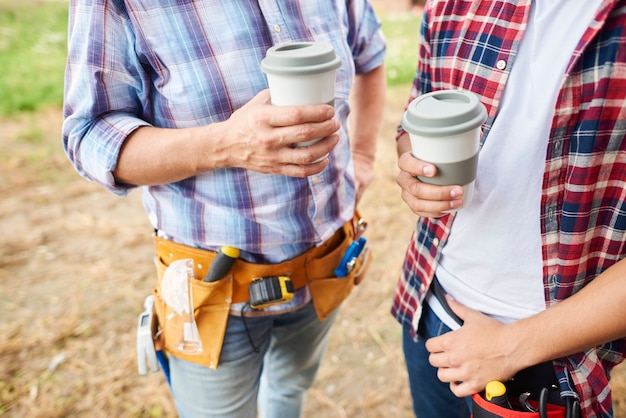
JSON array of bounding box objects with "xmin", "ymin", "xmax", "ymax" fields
[{"xmin": 393, "ymin": 1, "xmax": 626, "ymax": 416}]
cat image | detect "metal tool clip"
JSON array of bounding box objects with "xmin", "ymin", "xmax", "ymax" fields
[
  {"xmin": 334, "ymin": 217, "xmax": 368, "ymax": 278},
  {"xmin": 334, "ymin": 237, "xmax": 367, "ymax": 278},
  {"xmin": 137, "ymin": 295, "xmax": 160, "ymax": 375}
]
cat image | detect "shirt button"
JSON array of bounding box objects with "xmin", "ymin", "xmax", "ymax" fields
[
  {"xmin": 496, "ymin": 59, "xmax": 507, "ymax": 70},
  {"xmin": 432, "ymin": 238, "xmax": 440, "ymax": 246},
  {"xmin": 273, "ymin": 24, "xmax": 281, "ymax": 33}
]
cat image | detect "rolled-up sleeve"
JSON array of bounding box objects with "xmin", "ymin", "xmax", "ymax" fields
[
  {"xmin": 349, "ymin": 0, "xmax": 386, "ymax": 75},
  {"xmin": 62, "ymin": 0, "xmax": 151, "ymax": 195}
]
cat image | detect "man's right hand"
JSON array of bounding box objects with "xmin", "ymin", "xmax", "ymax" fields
[
  {"xmin": 220, "ymin": 89, "xmax": 340, "ymax": 177},
  {"xmin": 113, "ymin": 89, "xmax": 340, "ymax": 186},
  {"xmin": 396, "ymin": 133, "xmax": 464, "ymax": 218}
]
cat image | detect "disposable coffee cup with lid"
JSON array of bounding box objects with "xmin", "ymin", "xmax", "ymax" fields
[
  {"xmin": 261, "ymin": 42, "xmax": 341, "ymax": 149},
  {"xmin": 401, "ymin": 89, "xmax": 487, "ymax": 210}
]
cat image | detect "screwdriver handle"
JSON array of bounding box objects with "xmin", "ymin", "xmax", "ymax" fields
[
  {"xmin": 203, "ymin": 246, "xmax": 239, "ymax": 282},
  {"xmin": 485, "ymin": 380, "xmax": 512, "ymax": 409}
]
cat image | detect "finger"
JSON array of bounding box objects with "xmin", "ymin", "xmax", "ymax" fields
[
  {"xmin": 268, "ymin": 103, "xmax": 336, "ymax": 128},
  {"xmin": 397, "ymin": 171, "xmax": 463, "ymax": 202},
  {"xmin": 251, "ymin": 89, "xmax": 272, "ymax": 104},
  {"xmin": 445, "ymin": 295, "xmax": 472, "ymax": 322},
  {"xmin": 291, "ymin": 120, "xmax": 340, "ymax": 146},
  {"xmin": 259, "ymin": 153, "xmax": 330, "ymax": 177},
  {"xmin": 290, "ymin": 134, "xmax": 339, "ymax": 164},
  {"xmin": 272, "ymin": 118, "xmax": 340, "ymax": 148},
  {"xmin": 436, "ymin": 366, "xmax": 481, "ymax": 397},
  {"xmin": 428, "ymin": 350, "xmax": 448, "ymax": 368},
  {"xmin": 267, "ymin": 135, "xmax": 339, "ymax": 177},
  {"xmin": 398, "ymin": 151, "xmax": 437, "ymax": 178},
  {"xmin": 434, "ymin": 361, "xmax": 473, "ymax": 393},
  {"xmin": 397, "ymin": 152, "xmax": 464, "ymax": 202},
  {"xmin": 400, "ymin": 190, "xmax": 454, "ymax": 218},
  {"xmin": 275, "ymin": 158, "xmax": 330, "ymax": 178},
  {"xmin": 435, "ymin": 365, "xmax": 457, "ymax": 384},
  {"xmin": 425, "ymin": 334, "xmax": 447, "ymax": 356},
  {"xmin": 449, "ymin": 380, "xmax": 477, "ymax": 398},
  {"xmin": 397, "ymin": 174, "xmax": 464, "ymax": 216},
  {"xmin": 425, "ymin": 331, "xmax": 460, "ymax": 358}
]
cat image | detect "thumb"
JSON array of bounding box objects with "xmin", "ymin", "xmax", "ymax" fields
[
  {"xmin": 252, "ymin": 88, "xmax": 271, "ymax": 104},
  {"xmin": 445, "ymin": 294, "xmax": 472, "ymax": 322}
]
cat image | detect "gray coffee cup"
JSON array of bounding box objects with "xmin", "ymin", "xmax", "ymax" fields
[
  {"xmin": 261, "ymin": 42, "xmax": 341, "ymax": 152},
  {"xmin": 402, "ymin": 89, "xmax": 487, "ymax": 209},
  {"xmin": 261, "ymin": 42, "xmax": 341, "ymax": 106}
]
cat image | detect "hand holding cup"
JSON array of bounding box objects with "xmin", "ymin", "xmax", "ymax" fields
[
  {"xmin": 262, "ymin": 42, "xmax": 342, "ymax": 161},
  {"xmin": 401, "ymin": 90, "xmax": 487, "ymax": 212}
]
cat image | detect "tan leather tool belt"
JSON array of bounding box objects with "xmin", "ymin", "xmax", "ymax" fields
[{"xmin": 152, "ymin": 214, "xmax": 371, "ymax": 369}]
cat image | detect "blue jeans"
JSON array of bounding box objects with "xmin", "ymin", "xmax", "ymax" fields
[
  {"xmin": 403, "ymin": 303, "xmax": 472, "ymax": 418},
  {"xmin": 169, "ymin": 301, "xmax": 339, "ymax": 418}
]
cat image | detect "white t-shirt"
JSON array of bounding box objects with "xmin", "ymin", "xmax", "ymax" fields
[{"xmin": 429, "ymin": 0, "xmax": 604, "ymax": 329}]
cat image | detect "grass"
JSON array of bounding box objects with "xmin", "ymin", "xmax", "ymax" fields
[
  {"xmin": 0, "ymin": 3, "xmax": 418, "ymax": 117},
  {"xmin": 380, "ymin": 13, "xmax": 421, "ymax": 86},
  {"xmin": 0, "ymin": 1, "xmax": 68, "ymax": 115}
]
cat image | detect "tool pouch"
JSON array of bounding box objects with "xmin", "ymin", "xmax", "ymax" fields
[
  {"xmin": 471, "ymin": 392, "xmax": 566, "ymax": 418},
  {"xmin": 307, "ymin": 245, "xmax": 371, "ymax": 321},
  {"xmin": 153, "ymin": 255, "xmax": 232, "ymax": 370},
  {"xmin": 470, "ymin": 360, "xmax": 580, "ymax": 418}
]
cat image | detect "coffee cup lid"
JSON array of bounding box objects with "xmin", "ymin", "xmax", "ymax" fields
[
  {"xmin": 402, "ymin": 90, "xmax": 487, "ymax": 137},
  {"xmin": 261, "ymin": 42, "xmax": 342, "ymax": 76}
]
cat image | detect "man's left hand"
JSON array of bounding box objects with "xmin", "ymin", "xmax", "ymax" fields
[{"xmin": 425, "ymin": 296, "xmax": 520, "ymax": 398}]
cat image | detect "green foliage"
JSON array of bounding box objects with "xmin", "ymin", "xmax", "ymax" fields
[
  {"xmin": 0, "ymin": 3, "xmax": 419, "ymax": 116},
  {"xmin": 0, "ymin": 1, "xmax": 68, "ymax": 116},
  {"xmin": 381, "ymin": 13, "xmax": 421, "ymax": 86}
]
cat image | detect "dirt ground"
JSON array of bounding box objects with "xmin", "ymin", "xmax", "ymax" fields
[{"xmin": 2, "ymin": 36, "xmax": 626, "ymax": 418}]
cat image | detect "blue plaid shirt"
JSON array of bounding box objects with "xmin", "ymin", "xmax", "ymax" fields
[{"xmin": 63, "ymin": 0, "xmax": 385, "ymax": 262}]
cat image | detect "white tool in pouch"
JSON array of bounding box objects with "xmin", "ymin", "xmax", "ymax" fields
[
  {"xmin": 137, "ymin": 295, "xmax": 160, "ymax": 375},
  {"xmin": 160, "ymin": 258, "xmax": 203, "ymax": 354}
]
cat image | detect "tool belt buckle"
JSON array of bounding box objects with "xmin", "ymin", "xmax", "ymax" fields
[{"xmin": 248, "ymin": 275, "xmax": 295, "ymax": 309}]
